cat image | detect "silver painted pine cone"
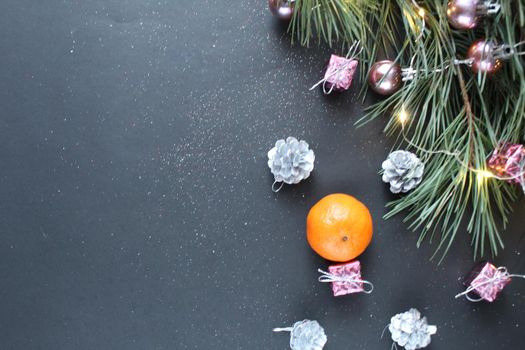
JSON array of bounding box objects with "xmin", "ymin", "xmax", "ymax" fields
[
  {"xmin": 273, "ymin": 320, "xmax": 327, "ymax": 350},
  {"xmin": 382, "ymin": 150, "xmax": 424, "ymax": 193},
  {"xmin": 389, "ymin": 309, "xmax": 437, "ymax": 350},
  {"xmin": 268, "ymin": 137, "xmax": 315, "ymax": 191}
]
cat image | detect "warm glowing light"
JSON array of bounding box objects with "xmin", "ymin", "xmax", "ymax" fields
[
  {"xmin": 398, "ymin": 108, "xmax": 409, "ymax": 125},
  {"xmin": 418, "ymin": 8, "xmax": 426, "ymax": 18},
  {"xmin": 476, "ymin": 170, "xmax": 494, "ymax": 183}
]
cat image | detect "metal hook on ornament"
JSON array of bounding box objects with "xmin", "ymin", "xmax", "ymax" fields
[
  {"xmin": 492, "ymin": 41, "xmax": 525, "ymax": 59},
  {"xmin": 272, "ymin": 181, "xmax": 284, "ymax": 193},
  {"xmin": 400, "ymin": 63, "xmax": 451, "ymax": 82},
  {"xmin": 272, "ymin": 326, "xmax": 294, "ymax": 333},
  {"xmin": 401, "ymin": 51, "xmax": 454, "ymax": 82},
  {"xmin": 477, "ymin": 0, "xmax": 501, "ymax": 15},
  {"xmin": 453, "ymin": 58, "xmax": 475, "ymax": 67},
  {"xmin": 401, "ymin": 67, "xmax": 417, "ymax": 82}
]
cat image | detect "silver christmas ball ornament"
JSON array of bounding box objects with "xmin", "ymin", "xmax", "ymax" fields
[
  {"xmin": 368, "ymin": 60, "xmax": 402, "ymax": 95},
  {"xmin": 389, "ymin": 309, "xmax": 437, "ymax": 350},
  {"xmin": 382, "ymin": 150, "xmax": 424, "ymax": 194},
  {"xmin": 273, "ymin": 320, "xmax": 327, "ymax": 350},
  {"xmin": 268, "ymin": 0, "xmax": 295, "ymax": 21},
  {"xmin": 268, "ymin": 137, "xmax": 315, "ymax": 192}
]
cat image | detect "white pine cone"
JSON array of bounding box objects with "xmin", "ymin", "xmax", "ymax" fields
[
  {"xmin": 382, "ymin": 150, "xmax": 424, "ymax": 193},
  {"xmin": 389, "ymin": 309, "xmax": 437, "ymax": 350},
  {"xmin": 289, "ymin": 320, "xmax": 327, "ymax": 350},
  {"xmin": 268, "ymin": 137, "xmax": 315, "ymax": 185}
]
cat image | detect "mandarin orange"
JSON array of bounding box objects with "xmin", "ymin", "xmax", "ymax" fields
[{"xmin": 306, "ymin": 193, "xmax": 373, "ymax": 262}]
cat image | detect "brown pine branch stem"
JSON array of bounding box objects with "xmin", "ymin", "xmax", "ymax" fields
[{"xmin": 455, "ymin": 64, "xmax": 476, "ymax": 166}]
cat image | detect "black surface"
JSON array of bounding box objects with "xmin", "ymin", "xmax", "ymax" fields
[{"xmin": 1, "ymin": 1, "xmax": 524, "ymax": 349}]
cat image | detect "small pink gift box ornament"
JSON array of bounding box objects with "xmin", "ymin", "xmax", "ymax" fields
[
  {"xmin": 318, "ymin": 260, "xmax": 374, "ymax": 297},
  {"xmin": 487, "ymin": 143, "xmax": 525, "ymax": 192},
  {"xmin": 322, "ymin": 55, "xmax": 358, "ymax": 93},
  {"xmin": 455, "ymin": 261, "xmax": 525, "ymax": 302},
  {"xmin": 310, "ymin": 42, "xmax": 361, "ymax": 95}
]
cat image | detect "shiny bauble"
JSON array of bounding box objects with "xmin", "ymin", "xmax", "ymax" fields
[
  {"xmin": 447, "ymin": 0, "xmax": 480, "ymax": 30},
  {"xmin": 467, "ymin": 39, "xmax": 503, "ymax": 74},
  {"xmin": 268, "ymin": 0, "xmax": 294, "ymax": 21},
  {"xmin": 368, "ymin": 60, "xmax": 402, "ymax": 95}
]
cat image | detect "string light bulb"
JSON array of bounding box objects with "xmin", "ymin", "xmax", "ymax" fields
[
  {"xmin": 398, "ymin": 108, "xmax": 409, "ymax": 126},
  {"xmin": 476, "ymin": 170, "xmax": 494, "ymax": 184}
]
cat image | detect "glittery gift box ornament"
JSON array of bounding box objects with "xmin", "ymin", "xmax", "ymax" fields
[
  {"xmin": 488, "ymin": 143, "xmax": 525, "ymax": 185},
  {"xmin": 322, "ymin": 54, "xmax": 359, "ymax": 93},
  {"xmin": 318, "ymin": 261, "xmax": 373, "ymax": 297},
  {"xmin": 462, "ymin": 261, "xmax": 512, "ymax": 302}
]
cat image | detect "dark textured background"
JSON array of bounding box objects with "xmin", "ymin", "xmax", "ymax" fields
[{"xmin": 1, "ymin": 1, "xmax": 524, "ymax": 349}]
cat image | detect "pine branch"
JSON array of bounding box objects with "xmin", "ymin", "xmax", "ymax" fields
[{"xmin": 292, "ymin": 0, "xmax": 525, "ymax": 260}]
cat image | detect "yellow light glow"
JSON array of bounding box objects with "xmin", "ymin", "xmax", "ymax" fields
[
  {"xmin": 476, "ymin": 170, "xmax": 494, "ymax": 183},
  {"xmin": 398, "ymin": 108, "xmax": 409, "ymax": 125},
  {"xmin": 418, "ymin": 8, "xmax": 426, "ymax": 18}
]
